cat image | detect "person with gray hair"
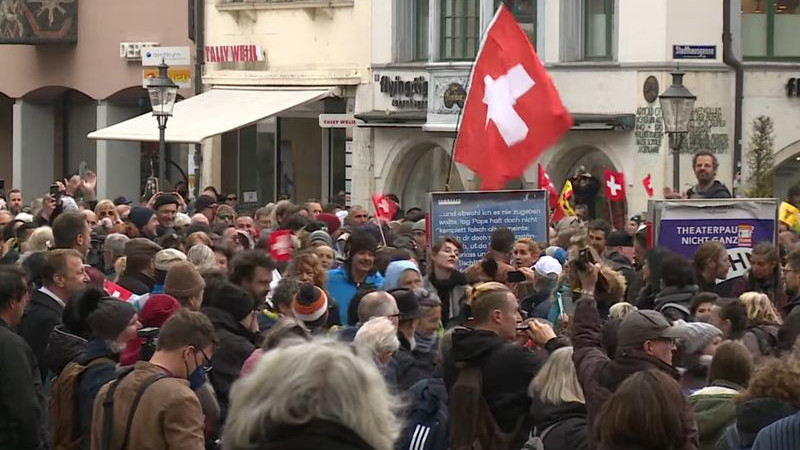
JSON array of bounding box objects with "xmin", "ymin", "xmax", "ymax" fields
[
  {"xmin": 223, "ymin": 339, "xmax": 400, "ymax": 450},
  {"xmin": 354, "ymin": 316, "xmax": 400, "ymax": 370},
  {"xmin": 187, "ymin": 243, "xmax": 217, "ymax": 271}
]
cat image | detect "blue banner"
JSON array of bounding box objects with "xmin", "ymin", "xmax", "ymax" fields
[{"xmin": 429, "ymin": 190, "xmax": 548, "ymax": 269}]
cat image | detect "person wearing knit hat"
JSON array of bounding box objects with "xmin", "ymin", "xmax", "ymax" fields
[
  {"xmin": 152, "ymin": 193, "xmax": 179, "ymax": 231},
  {"xmin": 292, "ymin": 284, "xmax": 329, "ymax": 331},
  {"xmin": 128, "ymin": 206, "xmax": 158, "ymax": 238},
  {"xmin": 309, "ymin": 229, "xmax": 333, "ymax": 248},
  {"xmin": 73, "ymin": 298, "xmax": 140, "ymax": 438},
  {"xmin": 117, "ymin": 238, "xmax": 162, "ymax": 295},
  {"xmin": 204, "ymin": 282, "xmax": 260, "ymax": 413},
  {"xmin": 164, "ymin": 261, "xmax": 206, "ymax": 311},
  {"xmin": 153, "ymin": 248, "xmax": 188, "ymax": 293},
  {"xmin": 119, "ymin": 294, "xmax": 181, "ymax": 366},
  {"xmin": 327, "ymin": 229, "xmax": 384, "ymax": 325},
  {"xmin": 316, "ymin": 212, "xmax": 341, "ymax": 236}
]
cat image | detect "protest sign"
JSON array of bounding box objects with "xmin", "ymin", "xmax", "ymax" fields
[
  {"xmin": 652, "ymin": 199, "xmax": 778, "ymax": 282},
  {"xmin": 429, "ymin": 190, "xmax": 548, "ymax": 269}
]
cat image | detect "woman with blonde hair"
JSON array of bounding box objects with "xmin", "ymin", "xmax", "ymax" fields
[
  {"xmin": 94, "ymin": 199, "xmax": 121, "ymax": 226},
  {"xmin": 223, "ymin": 339, "xmax": 400, "ymax": 450},
  {"xmin": 526, "ymin": 346, "xmax": 587, "ymax": 450},
  {"xmin": 286, "ymin": 251, "xmax": 328, "ymax": 289},
  {"xmin": 739, "ymin": 291, "xmax": 782, "ymax": 359}
]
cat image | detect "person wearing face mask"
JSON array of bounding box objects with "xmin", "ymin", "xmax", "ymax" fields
[
  {"xmin": 424, "ymin": 237, "xmax": 468, "ymax": 326},
  {"xmin": 672, "ymin": 321, "xmax": 724, "ymax": 394},
  {"xmin": 90, "ymin": 310, "xmax": 216, "ymax": 450},
  {"xmin": 71, "ymin": 298, "xmax": 140, "ymax": 450},
  {"xmin": 202, "ymin": 283, "xmax": 261, "ymax": 423}
]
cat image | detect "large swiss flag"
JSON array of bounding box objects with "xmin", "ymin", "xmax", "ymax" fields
[{"xmin": 454, "ymin": 5, "xmax": 572, "ymax": 190}]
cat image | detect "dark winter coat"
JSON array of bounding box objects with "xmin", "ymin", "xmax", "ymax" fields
[
  {"xmin": 716, "ymin": 398, "xmax": 797, "ymax": 450},
  {"xmin": 529, "ymin": 397, "xmax": 589, "ymax": 450},
  {"xmin": 730, "ymin": 271, "xmax": 786, "ymax": 312},
  {"xmin": 76, "ymin": 339, "xmax": 118, "ymax": 450},
  {"xmin": 0, "ymin": 318, "xmax": 47, "ymax": 450},
  {"xmin": 570, "ymin": 296, "xmax": 699, "ymax": 450},
  {"xmin": 18, "ymin": 289, "xmax": 65, "ymax": 382},
  {"xmin": 116, "ymin": 271, "xmax": 156, "ymax": 295},
  {"xmin": 45, "ymin": 324, "xmax": 87, "ymax": 377},
  {"xmin": 443, "ymin": 328, "xmax": 554, "ymax": 448},
  {"xmin": 256, "ymin": 419, "xmax": 373, "ymax": 450},
  {"xmin": 654, "ymin": 285, "xmax": 699, "ymax": 322},
  {"xmin": 687, "ymin": 180, "xmax": 732, "ymax": 199},
  {"xmin": 204, "ymin": 306, "xmax": 260, "ymax": 421},
  {"xmin": 389, "ymin": 332, "xmax": 437, "ymax": 391},
  {"xmin": 605, "ymin": 250, "xmax": 636, "ymax": 298}
]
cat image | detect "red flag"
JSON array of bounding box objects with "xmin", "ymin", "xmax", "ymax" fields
[
  {"xmin": 454, "ymin": 5, "xmax": 572, "ymax": 190},
  {"xmin": 372, "ymin": 194, "xmax": 398, "ymax": 223},
  {"xmin": 642, "ymin": 174, "xmax": 654, "ymax": 197},
  {"xmin": 268, "ymin": 229, "xmax": 294, "ymax": 262},
  {"xmin": 603, "ymin": 169, "xmax": 626, "ymax": 202},
  {"xmin": 104, "ymin": 279, "xmax": 133, "ymax": 302},
  {"xmin": 537, "ymin": 164, "xmax": 558, "ymax": 206}
]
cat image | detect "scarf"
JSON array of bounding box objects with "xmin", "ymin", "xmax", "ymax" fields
[{"xmin": 414, "ymin": 331, "xmax": 440, "ymax": 354}]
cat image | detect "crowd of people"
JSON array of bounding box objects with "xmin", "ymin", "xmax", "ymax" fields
[{"xmin": 0, "ymin": 151, "xmax": 799, "ymax": 450}]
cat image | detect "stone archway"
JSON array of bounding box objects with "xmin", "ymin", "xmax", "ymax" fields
[
  {"xmin": 546, "ymin": 145, "xmax": 627, "ymax": 224},
  {"xmin": 384, "ymin": 141, "xmax": 465, "ymax": 211},
  {"xmin": 772, "ymin": 139, "xmax": 800, "ymax": 199}
]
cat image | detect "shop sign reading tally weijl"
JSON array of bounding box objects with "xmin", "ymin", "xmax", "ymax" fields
[{"xmin": 205, "ymin": 44, "xmax": 265, "ymax": 63}]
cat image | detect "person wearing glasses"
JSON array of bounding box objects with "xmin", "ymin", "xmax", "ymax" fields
[
  {"xmin": 782, "ymin": 249, "xmax": 800, "ymax": 320},
  {"xmin": 70, "ymin": 298, "xmax": 140, "ymax": 449},
  {"xmin": 570, "ymin": 262, "xmax": 699, "ymax": 450},
  {"xmin": 90, "ymin": 310, "xmax": 217, "ymax": 450}
]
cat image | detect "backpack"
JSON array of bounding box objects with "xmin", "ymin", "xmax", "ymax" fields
[
  {"xmin": 50, "ymin": 357, "xmax": 114, "ymax": 450},
  {"xmin": 396, "ymin": 378, "xmax": 449, "ymax": 450},
  {"xmin": 448, "ymin": 363, "xmax": 524, "ymax": 450},
  {"xmin": 748, "ymin": 325, "xmax": 778, "ymax": 356}
]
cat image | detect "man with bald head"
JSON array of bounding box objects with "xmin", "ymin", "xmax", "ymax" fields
[
  {"xmin": 191, "ymin": 213, "xmax": 209, "ymax": 225},
  {"xmin": 339, "ymin": 290, "xmax": 399, "ymax": 342}
]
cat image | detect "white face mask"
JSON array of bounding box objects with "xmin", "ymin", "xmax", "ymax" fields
[
  {"xmin": 106, "ymin": 339, "xmax": 127, "ymax": 355},
  {"xmin": 698, "ymin": 354, "xmax": 713, "ymax": 366}
]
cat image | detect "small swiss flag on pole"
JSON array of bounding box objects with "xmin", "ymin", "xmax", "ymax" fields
[
  {"xmin": 453, "ymin": 5, "xmax": 572, "ymax": 190},
  {"xmin": 372, "ymin": 194, "xmax": 398, "ymax": 223},
  {"xmin": 537, "ymin": 163, "xmax": 558, "ymax": 206},
  {"xmin": 642, "ymin": 174, "xmax": 654, "ymax": 197},
  {"xmin": 603, "ymin": 169, "xmax": 627, "ymax": 202}
]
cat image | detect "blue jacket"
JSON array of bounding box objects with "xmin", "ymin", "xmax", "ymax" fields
[
  {"xmin": 326, "ymin": 266, "xmax": 383, "ymax": 325},
  {"xmin": 752, "ymin": 412, "xmax": 800, "ymax": 450}
]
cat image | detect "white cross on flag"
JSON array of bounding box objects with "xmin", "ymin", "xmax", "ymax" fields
[
  {"xmin": 603, "ymin": 168, "xmax": 627, "ymax": 202},
  {"xmin": 454, "ymin": 5, "xmax": 572, "ymax": 190}
]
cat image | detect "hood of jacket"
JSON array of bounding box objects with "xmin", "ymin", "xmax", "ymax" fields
[
  {"xmin": 77, "ymin": 338, "xmax": 119, "ymax": 365},
  {"xmin": 450, "ymin": 328, "xmax": 506, "ymax": 364},
  {"xmin": 688, "ymin": 385, "xmax": 741, "ymax": 444},
  {"xmin": 203, "ymin": 306, "xmax": 260, "ymax": 344},
  {"xmin": 529, "ymin": 397, "xmax": 587, "ymax": 430},
  {"xmin": 46, "ymin": 324, "xmax": 88, "ymax": 375},
  {"xmin": 599, "ymin": 348, "xmax": 680, "ymax": 393},
  {"xmin": 654, "ymin": 285, "xmax": 699, "ymax": 308},
  {"xmin": 383, "ymin": 260, "xmax": 421, "ymax": 291},
  {"xmin": 731, "ymin": 397, "xmax": 797, "ymax": 447}
]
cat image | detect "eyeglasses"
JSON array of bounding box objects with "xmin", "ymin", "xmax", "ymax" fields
[
  {"xmin": 226, "ymin": 197, "xmax": 237, "ymax": 201},
  {"xmin": 218, "ymin": 214, "xmax": 233, "ymax": 221},
  {"xmin": 198, "ymin": 348, "xmax": 213, "ymax": 373}
]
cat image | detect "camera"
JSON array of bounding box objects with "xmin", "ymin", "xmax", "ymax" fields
[{"xmin": 138, "ymin": 327, "xmax": 160, "ymax": 361}]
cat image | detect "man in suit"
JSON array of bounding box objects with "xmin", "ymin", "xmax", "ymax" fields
[{"xmin": 18, "ymin": 249, "xmax": 88, "ymax": 381}]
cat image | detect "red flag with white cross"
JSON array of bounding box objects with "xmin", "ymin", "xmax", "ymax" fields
[
  {"xmin": 642, "ymin": 174, "xmax": 654, "ymax": 197},
  {"xmin": 372, "ymin": 194, "xmax": 398, "ymax": 223},
  {"xmin": 603, "ymin": 169, "xmax": 627, "ymax": 202},
  {"xmin": 454, "ymin": 5, "xmax": 572, "ymax": 190}
]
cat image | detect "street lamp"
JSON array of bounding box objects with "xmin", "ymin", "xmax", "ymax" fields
[
  {"xmin": 147, "ymin": 59, "xmax": 178, "ymax": 190},
  {"xmin": 658, "ymin": 70, "xmax": 696, "ymax": 191}
]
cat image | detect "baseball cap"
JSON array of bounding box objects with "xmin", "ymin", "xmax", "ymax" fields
[
  {"xmin": 533, "ymin": 255, "xmax": 562, "ymax": 277},
  {"xmin": 617, "ymin": 310, "xmax": 682, "ymax": 348},
  {"xmin": 113, "ymin": 196, "xmax": 132, "ymax": 206}
]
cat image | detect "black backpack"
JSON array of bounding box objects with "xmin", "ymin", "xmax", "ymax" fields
[{"xmin": 396, "ymin": 378, "xmax": 449, "ymax": 450}]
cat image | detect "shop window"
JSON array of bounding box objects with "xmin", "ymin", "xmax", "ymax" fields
[
  {"xmin": 440, "ymin": 0, "xmax": 481, "ymax": 60},
  {"xmin": 494, "ymin": 0, "xmax": 536, "ymax": 46},
  {"xmin": 742, "ymin": 0, "xmax": 800, "ymax": 59}
]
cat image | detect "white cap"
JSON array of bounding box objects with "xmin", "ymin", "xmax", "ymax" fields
[
  {"xmin": 14, "ymin": 212, "xmax": 33, "ymax": 223},
  {"xmin": 534, "ymin": 255, "xmax": 563, "ymax": 276}
]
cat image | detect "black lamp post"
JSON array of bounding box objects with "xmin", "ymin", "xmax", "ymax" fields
[
  {"xmin": 658, "ymin": 70, "xmax": 696, "ymax": 191},
  {"xmin": 147, "ymin": 59, "xmax": 178, "ymax": 190}
]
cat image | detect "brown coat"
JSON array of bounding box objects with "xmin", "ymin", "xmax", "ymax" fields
[{"xmin": 90, "ymin": 361, "xmax": 205, "ymax": 450}]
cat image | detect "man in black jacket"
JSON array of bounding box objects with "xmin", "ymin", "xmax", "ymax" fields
[
  {"xmin": 0, "ymin": 266, "xmax": 47, "ymax": 450},
  {"xmin": 686, "ymin": 151, "xmax": 732, "ymax": 199},
  {"xmin": 18, "ymin": 248, "xmax": 88, "ymax": 381},
  {"xmin": 444, "ymin": 283, "xmax": 560, "ymax": 448},
  {"xmin": 117, "ymin": 238, "xmax": 162, "ymax": 295}
]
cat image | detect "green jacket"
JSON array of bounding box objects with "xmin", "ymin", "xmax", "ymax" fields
[{"xmin": 689, "ymin": 383, "xmax": 743, "ymax": 450}]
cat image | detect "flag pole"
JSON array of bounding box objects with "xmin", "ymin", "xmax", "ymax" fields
[{"xmin": 445, "ymin": 93, "xmax": 466, "ymax": 192}]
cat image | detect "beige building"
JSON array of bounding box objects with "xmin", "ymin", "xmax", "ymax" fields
[{"xmin": 0, "ymin": 0, "xmax": 195, "ymax": 199}]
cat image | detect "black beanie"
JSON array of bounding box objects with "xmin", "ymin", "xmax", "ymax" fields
[
  {"xmin": 88, "ymin": 298, "xmax": 136, "ymax": 341},
  {"xmin": 210, "ymin": 283, "xmax": 255, "ymax": 321}
]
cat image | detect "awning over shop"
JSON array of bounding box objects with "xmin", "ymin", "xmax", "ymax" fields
[{"xmin": 88, "ymin": 87, "xmax": 336, "ymax": 144}]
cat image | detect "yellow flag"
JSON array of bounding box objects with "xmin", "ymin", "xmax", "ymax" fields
[
  {"xmin": 780, "ymin": 201, "xmax": 799, "ymax": 229},
  {"xmin": 559, "ymin": 180, "xmax": 576, "ymax": 217}
]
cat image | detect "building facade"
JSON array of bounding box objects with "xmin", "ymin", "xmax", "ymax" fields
[{"xmin": 0, "ymin": 0, "xmax": 195, "ymax": 200}]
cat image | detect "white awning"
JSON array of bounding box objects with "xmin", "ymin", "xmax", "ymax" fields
[{"xmin": 88, "ymin": 87, "xmax": 335, "ymax": 144}]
